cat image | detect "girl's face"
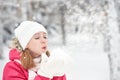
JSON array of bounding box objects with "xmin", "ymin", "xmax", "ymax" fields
[{"xmin": 26, "ymin": 32, "xmax": 48, "ymax": 58}]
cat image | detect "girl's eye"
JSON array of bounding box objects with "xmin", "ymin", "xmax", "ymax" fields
[
  {"xmin": 44, "ymin": 36, "xmax": 47, "ymax": 39},
  {"xmin": 34, "ymin": 37, "xmax": 40, "ymax": 39},
  {"xmin": 34, "ymin": 36, "xmax": 47, "ymax": 39}
]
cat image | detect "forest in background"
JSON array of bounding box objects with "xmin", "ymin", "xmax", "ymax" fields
[{"xmin": 0, "ymin": 0, "xmax": 120, "ymax": 80}]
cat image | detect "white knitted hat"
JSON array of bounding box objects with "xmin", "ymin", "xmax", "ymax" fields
[{"xmin": 14, "ymin": 21, "xmax": 47, "ymax": 50}]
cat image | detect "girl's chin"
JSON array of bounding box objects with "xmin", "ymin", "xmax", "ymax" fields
[
  {"xmin": 42, "ymin": 50, "xmax": 47, "ymax": 53},
  {"xmin": 33, "ymin": 54, "xmax": 41, "ymax": 58}
]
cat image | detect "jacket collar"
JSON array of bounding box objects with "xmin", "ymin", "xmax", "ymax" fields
[{"xmin": 9, "ymin": 48, "xmax": 21, "ymax": 61}]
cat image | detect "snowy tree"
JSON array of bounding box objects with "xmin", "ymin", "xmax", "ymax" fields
[
  {"xmin": 108, "ymin": 0, "xmax": 120, "ymax": 80},
  {"xmin": 0, "ymin": 0, "xmax": 120, "ymax": 80},
  {"xmin": 65, "ymin": 0, "xmax": 120, "ymax": 80}
]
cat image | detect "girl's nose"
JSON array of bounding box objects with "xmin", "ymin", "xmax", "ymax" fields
[{"xmin": 41, "ymin": 37, "xmax": 47, "ymax": 43}]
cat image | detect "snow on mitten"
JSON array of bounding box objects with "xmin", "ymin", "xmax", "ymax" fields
[{"xmin": 37, "ymin": 49, "xmax": 67, "ymax": 78}]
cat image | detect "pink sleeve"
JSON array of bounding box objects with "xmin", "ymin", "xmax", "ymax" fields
[
  {"xmin": 2, "ymin": 61, "xmax": 28, "ymax": 80},
  {"xmin": 34, "ymin": 75, "xmax": 51, "ymax": 80},
  {"xmin": 52, "ymin": 74, "xmax": 66, "ymax": 80}
]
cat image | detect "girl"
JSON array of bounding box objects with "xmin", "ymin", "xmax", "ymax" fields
[{"xmin": 2, "ymin": 21, "xmax": 66, "ymax": 80}]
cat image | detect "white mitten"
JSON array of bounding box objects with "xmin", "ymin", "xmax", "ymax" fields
[
  {"xmin": 37, "ymin": 53, "xmax": 53, "ymax": 78},
  {"xmin": 48, "ymin": 48, "xmax": 73, "ymax": 76},
  {"xmin": 48, "ymin": 50, "xmax": 66, "ymax": 76},
  {"xmin": 37, "ymin": 50, "xmax": 66, "ymax": 78}
]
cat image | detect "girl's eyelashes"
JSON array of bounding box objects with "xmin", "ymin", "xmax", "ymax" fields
[
  {"xmin": 44, "ymin": 36, "xmax": 48, "ymax": 39},
  {"xmin": 34, "ymin": 36, "xmax": 47, "ymax": 39},
  {"xmin": 34, "ymin": 37, "xmax": 40, "ymax": 39},
  {"xmin": 34, "ymin": 34, "xmax": 40, "ymax": 39}
]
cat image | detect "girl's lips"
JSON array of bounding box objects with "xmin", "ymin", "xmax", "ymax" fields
[{"xmin": 42, "ymin": 47, "xmax": 47, "ymax": 50}]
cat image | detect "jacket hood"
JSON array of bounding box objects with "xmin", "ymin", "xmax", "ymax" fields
[{"xmin": 9, "ymin": 48, "xmax": 20, "ymax": 60}]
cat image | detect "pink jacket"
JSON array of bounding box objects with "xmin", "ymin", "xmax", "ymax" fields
[{"xmin": 2, "ymin": 49, "xmax": 66, "ymax": 80}]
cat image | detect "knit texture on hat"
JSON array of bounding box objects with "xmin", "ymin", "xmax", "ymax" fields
[{"xmin": 15, "ymin": 21, "xmax": 47, "ymax": 50}]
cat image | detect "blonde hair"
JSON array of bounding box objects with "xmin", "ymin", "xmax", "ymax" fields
[{"xmin": 9, "ymin": 37, "xmax": 50, "ymax": 69}]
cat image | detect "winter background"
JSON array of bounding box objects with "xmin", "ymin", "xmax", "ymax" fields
[{"xmin": 0, "ymin": 0, "xmax": 120, "ymax": 80}]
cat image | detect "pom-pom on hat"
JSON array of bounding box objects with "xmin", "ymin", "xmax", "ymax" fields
[{"xmin": 14, "ymin": 21, "xmax": 47, "ymax": 50}]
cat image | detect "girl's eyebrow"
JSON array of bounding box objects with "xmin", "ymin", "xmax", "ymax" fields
[
  {"xmin": 34, "ymin": 32, "xmax": 47, "ymax": 36},
  {"xmin": 42, "ymin": 32, "xmax": 47, "ymax": 36},
  {"xmin": 43, "ymin": 32, "xmax": 46, "ymax": 34}
]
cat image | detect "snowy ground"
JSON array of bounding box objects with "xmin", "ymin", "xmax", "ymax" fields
[{"xmin": 0, "ymin": 34, "xmax": 110, "ymax": 80}]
